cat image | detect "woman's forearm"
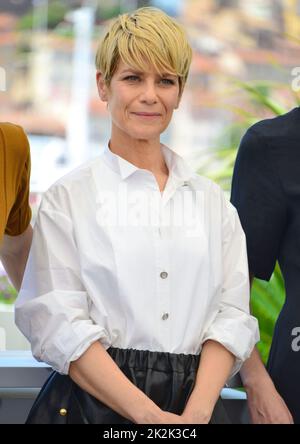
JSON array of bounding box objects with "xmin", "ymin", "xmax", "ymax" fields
[
  {"xmin": 240, "ymin": 347, "xmax": 273, "ymax": 389},
  {"xmin": 0, "ymin": 226, "xmax": 32, "ymax": 290},
  {"xmin": 69, "ymin": 341, "xmax": 162, "ymax": 424},
  {"xmin": 182, "ymin": 340, "xmax": 235, "ymax": 420}
]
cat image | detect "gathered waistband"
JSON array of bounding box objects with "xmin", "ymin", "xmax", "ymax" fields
[{"xmin": 106, "ymin": 347, "xmax": 201, "ymax": 373}]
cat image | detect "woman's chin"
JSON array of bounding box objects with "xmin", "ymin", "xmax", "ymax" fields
[
  {"xmin": 128, "ymin": 130, "xmax": 162, "ymax": 141},
  {"xmin": 135, "ymin": 123, "xmax": 167, "ymax": 136}
]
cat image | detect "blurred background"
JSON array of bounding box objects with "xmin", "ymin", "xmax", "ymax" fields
[{"xmin": 0, "ymin": 0, "xmax": 300, "ymax": 365}]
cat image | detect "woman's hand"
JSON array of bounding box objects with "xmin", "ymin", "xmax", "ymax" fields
[
  {"xmin": 154, "ymin": 411, "xmax": 186, "ymax": 424},
  {"xmin": 180, "ymin": 399, "xmax": 213, "ymax": 424},
  {"xmin": 180, "ymin": 408, "xmax": 211, "ymax": 424},
  {"xmin": 137, "ymin": 408, "xmax": 185, "ymax": 424},
  {"xmin": 246, "ymin": 379, "xmax": 294, "ymax": 424},
  {"xmin": 137, "ymin": 406, "xmax": 212, "ymax": 424},
  {"xmin": 144, "ymin": 409, "xmax": 210, "ymax": 424}
]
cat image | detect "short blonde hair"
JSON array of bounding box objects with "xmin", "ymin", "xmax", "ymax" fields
[{"xmin": 95, "ymin": 7, "xmax": 192, "ymax": 98}]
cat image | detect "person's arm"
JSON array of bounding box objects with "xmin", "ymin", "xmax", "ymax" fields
[
  {"xmin": 181, "ymin": 340, "xmax": 235, "ymax": 423},
  {"xmin": 230, "ymin": 126, "xmax": 293, "ymax": 423},
  {"xmin": 239, "ymin": 274, "xmax": 293, "ymax": 424},
  {"xmin": 1, "ymin": 124, "xmax": 32, "ymax": 290},
  {"xmin": 0, "ymin": 225, "xmax": 33, "ymax": 290},
  {"xmin": 69, "ymin": 341, "xmax": 185, "ymax": 424}
]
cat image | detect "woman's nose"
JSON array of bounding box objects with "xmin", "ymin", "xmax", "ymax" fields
[{"xmin": 140, "ymin": 81, "xmax": 158, "ymax": 103}]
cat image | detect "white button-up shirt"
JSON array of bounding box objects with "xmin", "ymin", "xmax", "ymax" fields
[{"xmin": 15, "ymin": 143, "xmax": 259, "ymax": 376}]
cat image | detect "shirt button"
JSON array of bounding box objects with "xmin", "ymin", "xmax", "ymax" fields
[
  {"xmin": 162, "ymin": 313, "xmax": 169, "ymax": 320},
  {"xmin": 160, "ymin": 271, "xmax": 168, "ymax": 279}
]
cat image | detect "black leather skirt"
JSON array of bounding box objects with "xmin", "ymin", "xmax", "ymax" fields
[{"xmin": 26, "ymin": 347, "xmax": 230, "ymax": 424}]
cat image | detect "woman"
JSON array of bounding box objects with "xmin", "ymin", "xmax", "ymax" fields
[
  {"xmin": 15, "ymin": 7, "xmax": 259, "ymax": 424},
  {"xmin": 231, "ymin": 108, "xmax": 300, "ymax": 424},
  {"xmin": 0, "ymin": 122, "xmax": 32, "ymax": 290}
]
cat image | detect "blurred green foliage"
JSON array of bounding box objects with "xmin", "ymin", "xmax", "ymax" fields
[{"xmin": 17, "ymin": 1, "xmax": 68, "ymax": 31}]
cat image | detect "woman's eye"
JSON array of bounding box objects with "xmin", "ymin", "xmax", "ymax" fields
[
  {"xmin": 124, "ymin": 75, "xmax": 139, "ymax": 81},
  {"xmin": 161, "ymin": 78, "xmax": 175, "ymax": 85},
  {"xmin": 123, "ymin": 76, "xmax": 175, "ymax": 85}
]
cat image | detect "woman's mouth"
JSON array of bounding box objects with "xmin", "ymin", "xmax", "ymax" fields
[{"xmin": 132, "ymin": 112, "xmax": 161, "ymax": 119}]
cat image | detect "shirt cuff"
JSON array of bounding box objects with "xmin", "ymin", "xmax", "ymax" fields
[
  {"xmin": 39, "ymin": 325, "xmax": 111, "ymax": 375},
  {"xmin": 202, "ymin": 307, "xmax": 260, "ymax": 379}
]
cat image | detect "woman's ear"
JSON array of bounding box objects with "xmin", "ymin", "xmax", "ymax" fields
[{"xmin": 96, "ymin": 71, "xmax": 108, "ymax": 102}]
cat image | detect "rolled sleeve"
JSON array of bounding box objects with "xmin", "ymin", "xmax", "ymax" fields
[
  {"xmin": 15, "ymin": 187, "xmax": 110, "ymax": 374},
  {"xmin": 203, "ymin": 196, "xmax": 260, "ymax": 378},
  {"xmin": 202, "ymin": 306, "xmax": 259, "ymax": 378}
]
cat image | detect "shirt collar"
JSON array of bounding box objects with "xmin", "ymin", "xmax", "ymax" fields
[{"xmin": 101, "ymin": 142, "xmax": 195, "ymax": 184}]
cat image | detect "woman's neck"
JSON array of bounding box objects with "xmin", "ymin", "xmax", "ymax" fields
[{"xmin": 108, "ymin": 138, "xmax": 169, "ymax": 176}]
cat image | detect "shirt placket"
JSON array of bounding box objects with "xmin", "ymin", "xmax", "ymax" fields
[{"xmin": 152, "ymin": 190, "xmax": 174, "ymax": 352}]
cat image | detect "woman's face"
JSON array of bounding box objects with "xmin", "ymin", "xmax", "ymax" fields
[{"xmin": 96, "ymin": 59, "xmax": 181, "ymax": 144}]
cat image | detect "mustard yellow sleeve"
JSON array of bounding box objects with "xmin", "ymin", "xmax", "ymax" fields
[{"xmin": 5, "ymin": 126, "xmax": 32, "ymax": 236}]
